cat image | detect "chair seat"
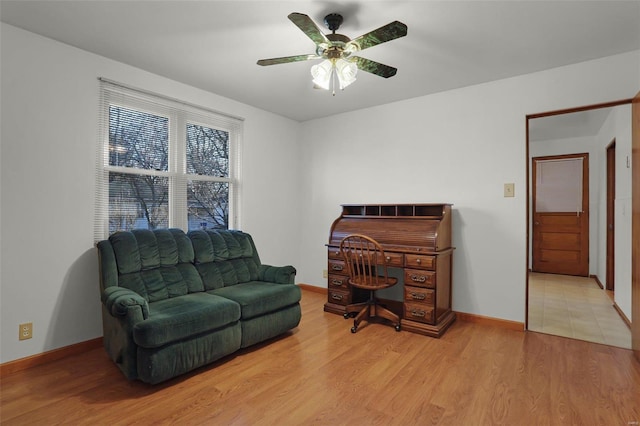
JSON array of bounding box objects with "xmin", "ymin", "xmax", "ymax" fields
[
  {"xmin": 133, "ymin": 293, "xmax": 241, "ymax": 348},
  {"xmin": 209, "ymin": 281, "xmax": 301, "ymax": 320},
  {"xmin": 349, "ymin": 276, "xmax": 397, "ymax": 290}
]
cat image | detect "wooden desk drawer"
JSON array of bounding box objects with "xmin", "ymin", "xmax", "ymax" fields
[
  {"xmin": 327, "ymin": 247, "xmax": 342, "ymax": 260},
  {"xmin": 405, "ymin": 254, "xmax": 435, "ymax": 270},
  {"xmin": 404, "ymin": 302, "xmax": 435, "ymax": 324},
  {"xmin": 404, "ymin": 286, "xmax": 435, "ymax": 305},
  {"xmin": 380, "ymin": 252, "xmax": 403, "ymax": 267},
  {"xmin": 328, "ymin": 259, "xmax": 347, "ymax": 275},
  {"xmin": 328, "ymin": 274, "xmax": 349, "ymax": 289},
  {"xmin": 331, "ymin": 249, "xmax": 403, "ymax": 267},
  {"xmin": 404, "ymin": 269, "xmax": 436, "ymax": 288},
  {"xmin": 327, "ymin": 288, "xmax": 351, "ymax": 306},
  {"xmin": 359, "ymin": 251, "xmax": 404, "ymax": 267}
]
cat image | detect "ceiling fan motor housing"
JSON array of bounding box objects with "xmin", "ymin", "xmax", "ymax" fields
[{"xmin": 324, "ymin": 13, "xmax": 343, "ymax": 32}]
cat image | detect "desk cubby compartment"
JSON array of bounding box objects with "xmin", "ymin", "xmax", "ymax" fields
[
  {"xmin": 397, "ymin": 205, "xmax": 414, "ymax": 216},
  {"xmin": 342, "ymin": 205, "xmax": 364, "ymax": 216},
  {"xmin": 414, "ymin": 205, "xmax": 445, "ymax": 217},
  {"xmin": 340, "ymin": 203, "xmax": 450, "ymax": 220},
  {"xmin": 380, "ymin": 205, "xmax": 397, "ymax": 216},
  {"xmin": 365, "ymin": 206, "xmax": 380, "ymax": 216}
]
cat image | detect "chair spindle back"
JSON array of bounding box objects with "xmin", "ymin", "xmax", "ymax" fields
[{"xmin": 339, "ymin": 234, "xmax": 392, "ymax": 289}]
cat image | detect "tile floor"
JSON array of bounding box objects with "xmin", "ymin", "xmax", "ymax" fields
[{"xmin": 528, "ymin": 272, "xmax": 631, "ymax": 349}]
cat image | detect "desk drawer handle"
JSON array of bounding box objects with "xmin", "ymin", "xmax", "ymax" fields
[
  {"xmin": 410, "ymin": 292, "xmax": 426, "ymax": 300},
  {"xmin": 332, "ymin": 264, "xmax": 343, "ymax": 271},
  {"xmin": 416, "ymin": 258, "xmax": 421, "ymax": 264},
  {"xmin": 385, "ymin": 256, "xmax": 391, "ymax": 262},
  {"xmin": 331, "ymin": 279, "xmax": 344, "ymax": 286},
  {"xmin": 410, "ymin": 309, "xmax": 426, "ymax": 318},
  {"xmin": 331, "ymin": 293, "xmax": 343, "ymax": 301},
  {"xmin": 410, "ymin": 274, "xmax": 426, "ymax": 283}
]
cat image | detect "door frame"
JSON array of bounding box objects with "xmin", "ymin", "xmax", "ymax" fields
[
  {"xmin": 525, "ymin": 98, "xmax": 633, "ymax": 331},
  {"xmin": 632, "ymin": 91, "xmax": 640, "ymax": 362},
  {"xmin": 606, "ymin": 139, "xmax": 616, "ymax": 291}
]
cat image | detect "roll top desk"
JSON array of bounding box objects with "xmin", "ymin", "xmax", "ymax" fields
[{"xmin": 325, "ymin": 203, "xmax": 456, "ymax": 337}]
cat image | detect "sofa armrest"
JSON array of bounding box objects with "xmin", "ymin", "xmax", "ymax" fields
[
  {"xmin": 258, "ymin": 264, "xmax": 296, "ymax": 284},
  {"xmin": 101, "ymin": 287, "xmax": 149, "ymax": 320}
]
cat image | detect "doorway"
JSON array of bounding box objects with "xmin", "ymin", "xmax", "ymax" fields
[
  {"xmin": 526, "ymin": 99, "xmax": 634, "ymax": 349},
  {"xmin": 532, "ymin": 153, "xmax": 589, "ymax": 276}
]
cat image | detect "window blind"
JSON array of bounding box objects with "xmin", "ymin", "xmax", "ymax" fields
[
  {"xmin": 535, "ymin": 157, "xmax": 583, "ymax": 213},
  {"xmin": 95, "ymin": 79, "xmax": 243, "ymax": 241}
]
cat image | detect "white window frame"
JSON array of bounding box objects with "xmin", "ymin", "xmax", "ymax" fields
[{"xmin": 95, "ymin": 79, "xmax": 243, "ymax": 240}]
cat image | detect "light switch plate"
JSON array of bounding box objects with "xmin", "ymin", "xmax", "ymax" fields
[{"xmin": 504, "ymin": 183, "xmax": 515, "ymax": 197}]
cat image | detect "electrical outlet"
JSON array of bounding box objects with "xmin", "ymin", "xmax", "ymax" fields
[
  {"xmin": 323, "ymin": 269, "xmax": 328, "ymax": 278},
  {"xmin": 19, "ymin": 322, "xmax": 33, "ymax": 340},
  {"xmin": 504, "ymin": 183, "xmax": 515, "ymax": 197}
]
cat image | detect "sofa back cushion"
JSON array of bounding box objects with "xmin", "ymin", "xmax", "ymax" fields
[
  {"xmin": 189, "ymin": 230, "xmax": 260, "ymax": 290},
  {"xmin": 109, "ymin": 229, "xmax": 204, "ymax": 302}
]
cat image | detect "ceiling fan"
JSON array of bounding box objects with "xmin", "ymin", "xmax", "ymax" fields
[{"xmin": 257, "ymin": 12, "xmax": 408, "ymax": 94}]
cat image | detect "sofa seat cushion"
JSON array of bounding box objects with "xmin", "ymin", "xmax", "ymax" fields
[
  {"xmin": 133, "ymin": 293, "xmax": 240, "ymax": 348},
  {"xmin": 208, "ymin": 282, "xmax": 301, "ymax": 320}
]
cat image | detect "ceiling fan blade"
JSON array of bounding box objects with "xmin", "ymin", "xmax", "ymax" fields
[
  {"xmin": 349, "ymin": 57, "xmax": 397, "ymax": 78},
  {"xmin": 349, "ymin": 21, "xmax": 407, "ymax": 51},
  {"xmin": 257, "ymin": 54, "xmax": 320, "ymax": 66},
  {"xmin": 288, "ymin": 13, "xmax": 330, "ymax": 46}
]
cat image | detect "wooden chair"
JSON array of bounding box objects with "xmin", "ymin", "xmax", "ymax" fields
[{"xmin": 339, "ymin": 234, "xmax": 401, "ymax": 333}]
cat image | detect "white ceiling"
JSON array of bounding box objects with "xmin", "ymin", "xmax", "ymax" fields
[
  {"xmin": 1, "ymin": 1, "xmax": 639, "ymax": 122},
  {"xmin": 529, "ymin": 108, "xmax": 615, "ymax": 142}
]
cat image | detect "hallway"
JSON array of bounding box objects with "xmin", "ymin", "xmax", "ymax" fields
[{"xmin": 528, "ymin": 272, "xmax": 631, "ymax": 349}]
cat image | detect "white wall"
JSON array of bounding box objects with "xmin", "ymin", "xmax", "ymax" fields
[
  {"xmin": 595, "ymin": 105, "xmax": 633, "ymax": 319},
  {"xmin": 0, "ymin": 23, "xmax": 301, "ymax": 364},
  {"xmin": 296, "ymin": 50, "xmax": 640, "ymax": 323}
]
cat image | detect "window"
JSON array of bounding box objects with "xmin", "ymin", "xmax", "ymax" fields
[{"xmin": 95, "ymin": 80, "xmax": 243, "ymax": 240}]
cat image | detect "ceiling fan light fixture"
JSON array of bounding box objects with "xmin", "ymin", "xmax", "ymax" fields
[
  {"xmin": 335, "ymin": 58, "xmax": 357, "ymax": 89},
  {"xmin": 311, "ymin": 59, "xmax": 357, "ymax": 94},
  {"xmin": 310, "ymin": 60, "xmax": 333, "ymax": 90}
]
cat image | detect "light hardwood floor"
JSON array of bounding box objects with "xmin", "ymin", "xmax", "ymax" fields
[{"xmin": 1, "ymin": 289, "xmax": 639, "ymax": 425}]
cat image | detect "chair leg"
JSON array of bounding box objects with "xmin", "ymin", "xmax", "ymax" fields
[
  {"xmin": 344, "ymin": 301, "xmax": 368, "ymax": 319},
  {"xmin": 347, "ymin": 290, "xmax": 401, "ymax": 333},
  {"xmin": 373, "ymin": 304, "xmax": 401, "ymax": 332},
  {"xmin": 351, "ymin": 303, "xmax": 371, "ymax": 333}
]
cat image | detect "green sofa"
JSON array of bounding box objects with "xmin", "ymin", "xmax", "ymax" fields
[{"xmin": 97, "ymin": 228, "xmax": 301, "ymax": 384}]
